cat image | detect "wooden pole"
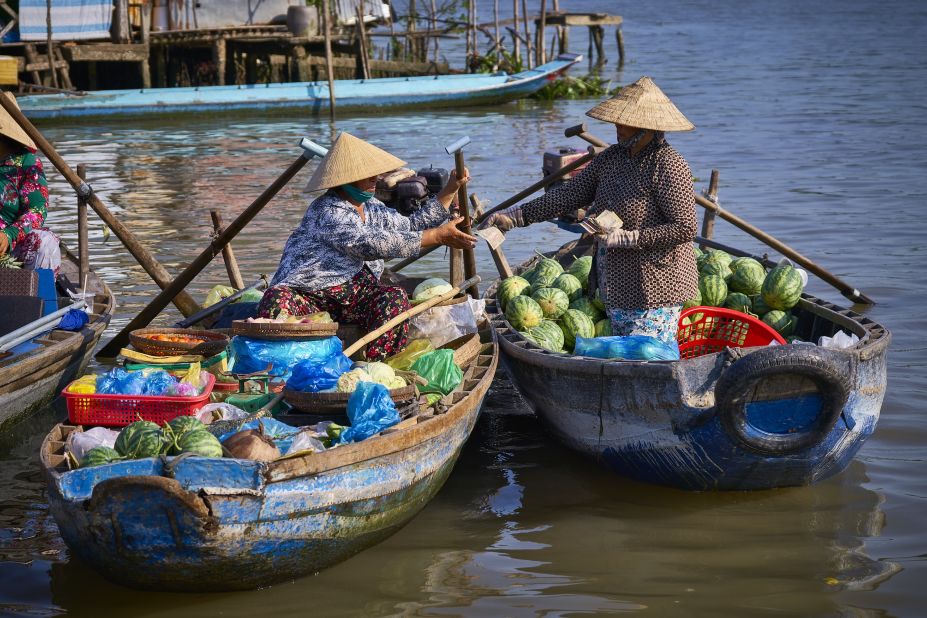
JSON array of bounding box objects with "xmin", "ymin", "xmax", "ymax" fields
[
  {"xmin": 537, "ymin": 0, "xmax": 547, "ymax": 64},
  {"xmin": 521, "ymin": 0, "xmax": 531, "ymax": 68},
  {"xmin": 494, "ymin": 0, "xmax": 501, "ymax": 64},
  {"xmin": 0, "ymin": 92, "xmax": 200, "ymax": 316},
  {"xmin": 512, "ymin": 0, "xmax": 520, "ymax": 66},
  {"xmin": 616, "ymin": 27, "xmax": 625, "ymax": 68},
  {"xmin": 97, "ymin": 149, "xmax": 317, "ymax": 358},
  {"xmin": 322, "ymin": 0, "xmax": 336, "ymax": 120},
  {"xmin": 699, "ymin": 169, "xmax": 719, "ymax": 250},
  {"xmin": 355, "ymin": 5, "xmax": 370, "ymax": 79},
  {"xmin": 77, "ymin": 164, "xmax": 89, "ymax": 285},
  {"xmin": 343, "ymin": 275, "xmax": 480, "ymax": 358},
  {"xmin": 430, "ymin": 0, "xmax": 439, "ymax": 63},
  {"xmin": 453, "ymin": 149, "xmax": 479, "ymax": 298},
  {"xmin": 210, "ymin": 210, "xmax": 245, "ymax": 289},
  {"xmin": 45, "ymin": 0, "xmax": 58, "ymax": 89}
]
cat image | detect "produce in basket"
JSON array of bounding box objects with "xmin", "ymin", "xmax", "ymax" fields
[{"xmin": 146, "ymin": 333, "xmax": 208, "ymax": 344}]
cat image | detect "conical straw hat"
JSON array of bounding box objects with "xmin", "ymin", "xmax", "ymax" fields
[
  {"xmin": 305, "ymin": 131, "xmax": 406, "ymax": 191},
  {"xmin": 0, "ymin": 93, "xmax": 36, "ymax": 149},
  {"xmin": 586, "ymin": 76, "xmax": 694, "ymax": 132}
]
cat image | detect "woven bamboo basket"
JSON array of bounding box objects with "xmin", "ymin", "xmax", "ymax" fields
[
  {"xmin": 129, "ymin": 328, "xmax": 230, "ymax": 357},
  {"xmin": 231, "ymin": 320, "xmax": 339, "ymax": 340}
]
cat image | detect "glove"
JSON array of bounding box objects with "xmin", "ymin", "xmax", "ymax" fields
[
  {"xmin": 478, "ymin": 206, "xmax": 525, "ymax": 233},
  {"xmin": 601, "ymin": 228, "xmax": 639, "ymax": 249}
]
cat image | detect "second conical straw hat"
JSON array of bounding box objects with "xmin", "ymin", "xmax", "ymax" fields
[
  {"xmin": 586, "ymin": 76, "xmax": 694, "ymax": 132},
  {"xmin": 0, "ymin": 93, "xmax": 36, "ymax": 149},
  {"xmin": 305, "ymin": 131, "xmax": 406, "ymax": 191}
]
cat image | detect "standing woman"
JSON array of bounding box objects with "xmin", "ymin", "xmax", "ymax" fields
[
  {"xmin": 258, "ymin": 132, "xmax": 476, "ymax": 360},
  {"xmin": 0, "ymin": 99, "xmax": 60, "ymax": 274},
  {"xmin": 481, "ymin": 76, "xmax": 699, "ymax": 344}
]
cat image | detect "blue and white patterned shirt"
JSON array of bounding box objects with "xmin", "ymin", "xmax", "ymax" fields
[{"xmin": 270, "ymin": 191, "xmax": 449, "ymax": 292}]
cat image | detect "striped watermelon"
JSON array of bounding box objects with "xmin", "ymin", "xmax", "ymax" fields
[
  {"xmin": 762, "ymin": 310, "xmax": 796, "ymax": 337},
  {"xmin": 592, "ymin": 288, "xmax": 606, "ymax": 312},
  {"xmin": 527, "ymin": 254, "xmax": 563, "ymax": 286},
  {"xmin": 699, "ymin": 275, "xmax": 728, "ymax": 307},
  {"xmin": 761, "ymin": 264, "xmax": 804, "ymax": 310},
  {"xmin": 531, "ymin": 287, "xmax": 570, "ymax": 320},
  {"xmin": 115, "ymin": 421, "xmax": 163, "ymax": 459},
  {"xmin": 528, "ymin": 320, "xmax": 565, "ymax": 352},
  {"xmin": 750, "ymin": 294, "xmax": 773, "ymax": 316},
  {"xmin": 81, "ymin": 446, "xmax": 124, "ymax": 468},
  {"xmin": 701, "ymin": 260, "xmax": 732, "ymax": 280},
  {"xmin": 552, "ymin": 273, "xmax": 584, "ymax": 301},
  {"xmin": 723, "ymin": 292, "xmax": 753, "ymax": 314},
  {"xmin": 505, "ymin": 295, "xmax": 544, "ymax": 331},
  {"xmin": 498, "ymin": 276, "xmax": 531, "ymax": 312},
  {"xmin": 569, "ymin": 297, "xmax": 605, "ymax": 323},
  {"xmin": 729, "ymin": 259, "xmax": 766, "ymax": 295},
  {"xmin": 176, "ymin": 429, "xmax": 223, "ymax": 458},
  {"xmin": 566, "ymin": 256, "xmax": 593, "ymax": 290},
  {"xmin": 594, "ymin": 318, "xmax": 613, "ymax": 337},
  {"xmin": 559, "ymin": 309, "xmax": 595, "ymax": 351}
]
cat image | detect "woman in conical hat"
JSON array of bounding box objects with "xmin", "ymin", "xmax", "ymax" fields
[
  {"xmin": 259, "ymin": 131, "xmax": 475, "ymax": 360},
  {"xmin": 480, "ymin": 76, "xmax": 699, "ymax": 345},
  {"xmin": 0, "ymin": 93, "xmax": 60, "ymax": 274}
]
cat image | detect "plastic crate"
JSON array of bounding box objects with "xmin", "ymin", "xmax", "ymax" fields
[
  {"xmin": 677, "ymin": 307, "xmax": 786, "ymax": 360},
  {"xmin": 63, "ymin": 373, "xmax": 216, "ymax": 427}
]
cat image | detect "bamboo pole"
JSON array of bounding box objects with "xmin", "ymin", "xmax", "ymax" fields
[
  {"xmin": 537, "ymin": 0, "xmax": 547, "ymax": 64},
  {"xmin": 0, "ymin": 92, "xmax": 200, "ymax": 316},
  {"xmin": 699, "ymin": 169, "xmax": 719, "ymax": 250},
  {"xmin": 494, "ymin": 0, "xmax": 501, "ymax": 64},
  {"xmin": 343, "ymin": 276, "xmax": 480, "ymax": 357},
  {"xmin": 512, "ymin": 0, "xmax": 520, "ymax": 65},
  {"xmin": 77, "ymin": 164, "xmax": 89, "ymax": 286},
  {"xmin": 210, "ymin": 210, "xmax": 245, "ymax": 289},
  {"xmin": 45, "ymin": 0, "xmax": 58, "ymax": 89},
  {"xmin": 521, "ymin": 0, "xmax": 531, "ymax": 68},
  {"xmin": 322, "ymin": 0, "xmax": 336, "ymax": 120}
]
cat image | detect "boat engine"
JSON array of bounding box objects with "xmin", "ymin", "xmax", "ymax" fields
[{"xmin": 376, "ymin": 165, "xmax": 450, "ymax": 216}]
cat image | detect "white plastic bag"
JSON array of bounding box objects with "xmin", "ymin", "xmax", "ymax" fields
[
  {"xmin": 818, "ymin": 330, "xmax": 859, "ymax": 349},
  {"xmin": 286, "ymin": 429, "xmax": 327, "ymax": 455},
  {"xmin": 408, "ymin": 298, "xmax": 485, "ymax": 348},
  {"xmin": 777, "ymin": 257, "xmax": 809, "ymax": 287},
  {"xmin": 196, "ymin": 402, "xmax": 250, "ymax": 425},
  {"xmin": 66, "ymin": 427, "xmax": 119, "ymax": 462}
]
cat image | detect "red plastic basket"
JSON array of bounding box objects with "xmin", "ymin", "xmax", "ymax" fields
[
  {"xmin": 63, "ymin": 373, "xmax": 216, "ymax": 427},
  {"xmin": 677, "ymin": 307, "xmax": 786, "ymax": 360}
]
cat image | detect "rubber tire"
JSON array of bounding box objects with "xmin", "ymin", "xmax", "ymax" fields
[{"xmin": 715, "ymin": 345, "xmax": 852, "ymax": 456}]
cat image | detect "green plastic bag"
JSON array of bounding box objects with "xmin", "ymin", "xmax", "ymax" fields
[
  {"xmin": 410, "ymin": 349, "xmax": 462, "ymax": 396},
  {"xmin": 385, "ymin": 339, "xmax": 434, "ymax": 372}
]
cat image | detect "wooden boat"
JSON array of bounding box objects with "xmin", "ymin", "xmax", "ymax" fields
[
  {"xmin": 39, "ymin": 323, "xmax": 498, "ymax": 591},
  {"xmin": 485, "ymin": 237, "xmax": 890, "ymax": 491},
  {"xmin": 16, "ymin": 55, "xmax": 581, "ymax": 120},
  {"xmin": 0, "ymin": 248, "xmax": 115, "ymax": 430}
]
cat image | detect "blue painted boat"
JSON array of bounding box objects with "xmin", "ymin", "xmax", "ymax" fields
[
  {"xmin": 486, "ymin": 237, "xmax": 890, "ymax": 491},
  {"xmin": 17, "ymin": 54, "xmax": 581, "ymax": 120},
  {"xmin": 40, "ymin": 332, "xmax": 497, "ymax": 591}
]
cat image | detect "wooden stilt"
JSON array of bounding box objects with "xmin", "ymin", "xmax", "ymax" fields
[{"xmin": 699, "ymin": 170, "xmax": 720, "ymax": 251}]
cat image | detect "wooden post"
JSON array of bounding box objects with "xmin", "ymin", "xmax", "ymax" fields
[
  {"xmin": 493, "ymin": 0, "xmax": 501, "ymax": 64},
  {"xmin": 536, "ymin": 0, "xmax": 547, "ymax": 65},
  {"xmin": 616, "ymin": 27, "xmax": 625, "ymax": 68},
  {"xmin": 212, "ymin": 38, "xmax": 226, "ymax": 86},
  {"xmin": 471, "ymin": 194, "xmax": 512, "ymax": 278},
  {"xmin": 355, "ymin": 5, "xmax": 370, "ymax": 79},
  {"xmin": 521, "ymin": 0, "xmax": 531, "ymax": 68},
  {"xmin": 512, "ymin": 0, "xmax": 520, "ymax": 66},
  {"xmin": 45, "ymin": 0, "xmax": 58, "ymax": 89},
  {"xmin": 322, "ymin": 0, "xmax": 336, "ymax": 121},
  {"xmin": 699, "ymin": 169, "xmax": 720, "ymax": 250},
  {"xmin": 430, "ymin": 0, "xmax": 439, "ymax": 63},
  {"xmin": 139, "ymin": 3, "xmax": 151, "ymax": 88},
  {"xmin": 592, "ymin": 25, "xmax": 605, "ymax": 65},
  {"xmin": 23, "ymin": 45, "xmax": 42, "ymax": 86},
  {"xmin": 77, "ymin": 164, "xmax": 89, "ymax": 285},
  {"xmin": 210, "ymin": 210, "xmax": 245, "ymax": 289},
  {"xmin": 552, "ymin": 0, "xmax": 565, "ymax": 53}
]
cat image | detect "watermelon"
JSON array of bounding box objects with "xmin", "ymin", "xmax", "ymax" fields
[
  {"xmin": 682, "ymin": 288, "xmax": 702, "ymax": 310},
  {"xmin": 594, "ymin": 318, "xmax": 613, "ymax": 337},
  {"xmin": 559, "ymin": 309, "xmax": 595, "ymax": 351},
  {"xmin": 566, "ymin": 256, "xmax": 593, "ymax": 290},
  {"xmin": 528, "ymin": 320, "xmax": 565, "ymax": 352},
  {"xmin": 114, "ymin": 421, "xmax": 164, "ymax": 459},
  {"xmin": 526, "ymin": 254, "xmax": 563, "ymax": 289},
  {"xmin": 163, "ymin": 415, "xmax": 208, "ymax": 455},
  {"xmin": 762, "ymin": 310, "xmax": 796, "ymax": 337},
  {"xmin": 761, "ymin": 264, "xmax": 804, "ymax": 311},
  {"xmin": 723, "ymin": 292, "xmax": 753, "ymax": 314},
  {"xmin": 693, "ymin": 245, "xmax": 703, "ymax": 259},
  {"xmin": 531, "ymin": 287, "xmax": 570, "ymax": 320},
  {"xmin": 569, "ymin": 297, "xmax": 605, "ymax": 323},
  {"xmin": 552, "ymin": 273, "xmax": 584, "ymax": 301},
  {"xmin": 750, "ymin": 294, "xmax": 773, "ymax": 316},
  {"xmin": 592, "ymin": 288, "xmax": 606, "ymax": 312},
  {"xmin": 498, "ymin": 276, "xmax": 530, "ymax": 312},
  {"xmin": 703, "ymin": 250, "xmax": 733, "ymax": 269},
  {"xmin": 176, "ymin": 429, "xmax": 223, "ymax": 458},
  {"xmin": 505, "ymin": 295, "xmax": 544, "ymax": 331},
  {"xmin": 81, "ymin": 446, "xmax": 124, "ymax": 468},
  {"xmin": 700, "ymin": 260, "xmax": 732, "ymax": 280},
  {"xmin": 729, "ymin": 259, "xmax": 766, "ymax": 296},
  {"xmin": 699, "ymin": 275, "xmax": 728, "ymax": 307},
  {"xmin": 412, "ymin": 277, "xmax": 452, "ymax": 301}
]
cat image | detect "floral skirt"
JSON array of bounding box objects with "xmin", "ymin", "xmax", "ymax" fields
[
  {"xmin": 256, "ymin": 267, "xmax": 409, "ymax": 361},
  {"xmin": 607, "ymin": 304, "xmax": 683, "ymax": 345}
]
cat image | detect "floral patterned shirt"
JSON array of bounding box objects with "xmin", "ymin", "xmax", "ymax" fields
[
  {"xmin": 521, "ymin": 135, "xmax": 699, "ymax": 310},
  {"xmin": 0, "ymin": 149, "xmax": 49, "ymax": 250},
  {"xmin": 271, "ymin": 191, "xmax": 449, "ymax": 292}
]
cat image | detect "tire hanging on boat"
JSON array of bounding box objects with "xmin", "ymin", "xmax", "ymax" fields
[{"xmin": 714, "ymin": 345, "xmax": 852, "ymax": 456}]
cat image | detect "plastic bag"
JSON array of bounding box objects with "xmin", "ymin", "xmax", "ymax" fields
[
  {"xmin": 204, "ymin": 285, "xmax": 236, "ymax": 308},
  {"xmin": 407, "ymin": 298, "xmax": 485, "ymax": 348},
  {"xmin": 67, "ymin": 374, "xmax": 97, "ymax": 394},
  {"xmin": 238, "ymin": 288, "xmax": 265, "ymax": 304},
  {"xmin": 384, "ymin": 338, "xmax": 434, "ymax": 371},
  {"xmin": 573, "ymin": 335, "xmax": 680, "ymax": 361},
  {"xmin": 286, "ymin": 431, "xmax": 327, "ymax": 455},
  {"xmin": 142, "ymin": 369, "xmax": 179, "ymax": 395},
  {"xmin": 66, "ymin": 426, "xmax": 120, "ymax": 462},
  {"xmin": 229, "ymin": 335, "xmax": 344, "ymax": 379},
  {"xmin": 58, "ymin": 308, "xmax": 89, "ymax": 331},
  {"xmin": 818, "ymin": 330, "xmax": 859, "ymax": 349},
  {"xmin": 96, "ymin": 368, "xmax": 147, "ymax": 395},
  {"xmin": 410, "ymin": 349, "xmax": 463, "ymax": 395},
  {"xmin": 288, "ymin": 353, "xmax": 353, "ymax": 392},
  {"xmin": 217, "ymin": 417, "xmax": 301, "ymax": 452},
  {"xmin": 196, "ymin": 402, "xmax": 250, "ymax": 425},
  {"xmin": 339, "ymin": 382, "xmax": 400, "ymax": 444}
]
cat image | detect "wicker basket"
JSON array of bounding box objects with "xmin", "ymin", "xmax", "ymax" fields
[
  {"xmin": 231, "ymin": 320, "xmax": 340, "ymax": 340},
  {"xmin": 129, "ymin": 328, "xmax": 230, "ymax": 357},
  {"xmin": 283, "ymin": 383, "xmax": 418, "ymax": 414},
  {"xmin": 441, "ymin": 333, "xmax": 481, "ymax": 368}
]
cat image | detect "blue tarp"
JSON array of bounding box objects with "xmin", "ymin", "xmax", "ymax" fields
[{"xmin": 19, "ymin": 0, "xmax": 112, "ymax": 42}]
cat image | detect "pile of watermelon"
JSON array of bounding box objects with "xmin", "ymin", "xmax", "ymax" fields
[
  {"xmin": 497, "ymin": 253, "xmax": 609, "ymax": 353},
  {"xmin": 80, "ymin": 416, "xmax": 223, "ymax": 468},
  {"xmin": 686, "ymin": 246, "xmax": 806, "ymax": 339}
]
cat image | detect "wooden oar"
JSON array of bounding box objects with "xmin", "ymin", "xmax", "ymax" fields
[
  {"xmin": 343, "ymin": 275, "xmax": 480, "ymax": 358},
  {"xmin": 565, "ymin": 125, "xmax": 876, "ymax": 305},
  {"xmin": 173, "ymin": 278, "xmax": 267, "ymax": 328},
  {"xmin": 0, "ymin": 92, "xmax": 200, "ymax": 317},
  {"xmin": 96, "ymin": 138, "xmax": 329, "ymax": 359}
]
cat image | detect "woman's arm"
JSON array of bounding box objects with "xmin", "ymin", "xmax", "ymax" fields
[
  {"xmin": 318, "ymin": 206, "xmax": 423, "ymax": 261},
  {"xmin": 2, "ymin": 153, "xmax": 48, "ymax": 251},
  {"xmin": 637, "ymin": 155, "xmax": 697, "ymax": 250}
]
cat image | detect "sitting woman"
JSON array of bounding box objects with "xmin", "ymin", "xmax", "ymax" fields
[
  {"xmin": 258, "ymin": 131, "xmax": 476, "ymax": 361},
  {"xmin": 481, "ymin": 76, "xmax": 699, "ymax": 345},
  {"xmin": 0, "ymin": 102, "xmax": 60, "ymax": 274}
]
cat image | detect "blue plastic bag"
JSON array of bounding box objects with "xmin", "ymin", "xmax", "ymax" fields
[
  {"xmin": 58, "ymin": 308, "xmax": 89, "ymax": 331},
  {"xmin": 96, "ymin": 368, "xmax": 148, "ymax": 395},
  {"xmin": 140, "ymin": 369, "xmax": 179, "ymax": 395},
  {"xmin": 573, "ymin": 335, "xmax": 680, "ymax": 361},
  {"xmin": 229, "ymin": 335, "xmax": 343, "ymax": 379},
  {"xmin": 218, "ymin": 417, "xmax": 301, "ymax": 452},
  {"xmin": 287, "ymin": 353, "xmax": 353, "ymax": 393},
  {"xmin": 339, "ymin": 382, "xmax": 400, "ymax": 444}
]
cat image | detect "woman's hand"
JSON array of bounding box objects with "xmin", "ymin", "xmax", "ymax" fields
[
  {"xmin": 477, "ymin": 205, "xmax": 525, "ymax": 233},
  {"xmin": 0, "ymin": 233, "xmax": 8, "ymax": 256},
  {"xmin": 422, "ymin": 216, "xmax": 477, "ymax": 250},
  {"xmin": 436, "ymin": 167, "xmax": 471, "ymax": 209}
]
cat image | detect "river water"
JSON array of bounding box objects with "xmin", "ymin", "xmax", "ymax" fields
[{"xmin": 2, "ymin": 0, "xmax": 925, "ymax": 615}]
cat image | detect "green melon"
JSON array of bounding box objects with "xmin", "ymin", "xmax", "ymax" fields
[
  {"xmin": 527, "ymin": 254, "xmax": 563, "ymax": 286},
  {"xmin": 569, "ymin": 297, "xmax": 605, "ymax": 323},
  {"xmin": 761, "ymin": 264, "xmax": 804, "ymax": 311},
  {"xmin": 703, "ymin": 250, "xmax": 733, "ymax": 269},
  {"xmin": 531, "ymin": 287, "xmax": 570, "ymax": 320},
  {"xmin": 559, "ymin": 309, "xmax": 595, "ymax": 352},
  {"xmin": 81, "ymin": 446, "xmax": 124, "ymax": 468},
  {"xmin": 693, "ymin": 245, "xmax": 703, "ymax": 259},
  {"xmin": 566, "ymin": 256, "xmax": 593, "ymax": 290},
  {"xmin": 498, "ymin": 276, "xmax": 531, "ymax": 312},
  {"xmin": 176, "ymin": 429, "xmax": 223, "ymax": 458},
  {"xmin": 594, "ymin": 318, "xmax": 613, "ymax": 337},
  {"xmin": 700, "ymin": 260, "xmax": 732, "ymax": 280},
  {"xmin": 750, "ymin": 294, "xmax": 773, "ymax": 316},
  {"xmin": 528, "ymin": 320, "xmax": 566, "ymax": 352},
  {"xmin": 729, "ymin": 259, "xmax": 767, "ymax": 296},
  {"xmin": 723, "ymin": 292, "xmax": 753, "ymax": 314},
  {"xmin": 592, "ymin": 288, "xmax": 606, "ymax": 312},
  {"xmin": 762, "ymin": 310, "xmax": 796, "ymax": 337},
  {"xmin": 163, "ymin": 415, "xmax": 208, "ymax": 455},
  {"xmin": 114, "ymin": 421, "xmax": 164, "ymax": 459},
  {"xmin": 505, "ymin": 295, "xmax": 544, "ymax": 331},
  {"xmin": 552, "ymin": 273, "xmax": 584, "ymax": 301},
  {"xmin": 682, "ymin": 288, "xmax": 702, "ymax": 310},
  {"xmin": 699, "ymin": 275, "xmax": 728, "ymax": 307}
]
